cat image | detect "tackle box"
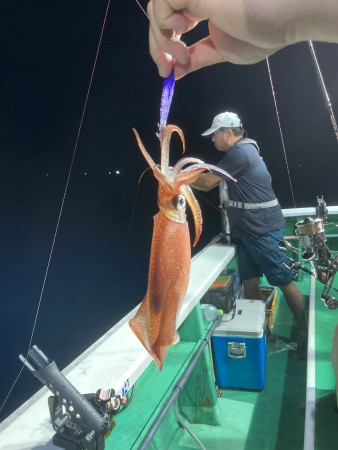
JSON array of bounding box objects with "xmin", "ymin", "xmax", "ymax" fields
[
  {"xmin": 211, "ymin": 299, "xmax": 266, "ymax": 390},
  {"xmin": 200, "ymin": 271, "xmax": 242, "ymax": 320}
]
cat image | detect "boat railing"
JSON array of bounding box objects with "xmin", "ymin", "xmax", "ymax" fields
[{"xmin": 0, "ymin": 239, "xmax": 235, "ymax": 449}]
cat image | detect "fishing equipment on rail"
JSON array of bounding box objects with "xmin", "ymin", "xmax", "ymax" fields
[
  {"xmin": 282, "ymin": 196, "xmax": 338, "ymax": 309},
  {"xmin": 253, "ymin": 48, "xmax": 338, "ymax": 309},
  {"xmin": 228, "ymin": 195, "xmax": 338, "ymax": 309},
  {"xmin": 278, "ymin": 241, "xmax": 315, "ymax": 279},
  {"xmin": 19, "ymin": 345, "xmax": 131, "ymax": 450},
  {"xmin": 295, "ymin": 217, "xmax": 327, "ymax": 262}
]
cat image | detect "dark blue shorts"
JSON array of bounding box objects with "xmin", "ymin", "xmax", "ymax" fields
[{"xmin": 234, "ymin": 229, "xmax": 293, "ymax": 286}]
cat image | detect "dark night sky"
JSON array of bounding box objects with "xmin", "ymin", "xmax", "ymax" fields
[{"xmin": 1, "ymin": 0, "xmax": 338, "ymax": 421}]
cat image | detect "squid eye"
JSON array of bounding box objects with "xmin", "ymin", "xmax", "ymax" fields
[{"xmin": 176, "ymin": 194, "xmax": 186, "ymax": 211}]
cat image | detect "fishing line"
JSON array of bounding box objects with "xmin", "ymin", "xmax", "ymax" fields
[
  {"xmin": 135, "ymin": 0, "xmax": 148, "ymax": 18},
  {"xmin": 194, "ymin": 190, "xmax": 222, "ymax": 214},
  {"xmin": 113, "ymin": 2, "xmax": 175, "ymax": 302},
  {"xmin": 0, "ymin": 0, "xmax": 112, "ymax": 416},
  {"xmin": 121, "ymin": 168, "xmax": 151, "ymax": 261},
  {"xmin": 323, "ymin": 223, "xmax": 338, "ymax": 233},
  {"xmin": 266, "ymin": 57, "xmax": 297, "ymax": 209},
  {"xmin": 123, "ymin": 1, "xmax": 175, "ymax": 254}
]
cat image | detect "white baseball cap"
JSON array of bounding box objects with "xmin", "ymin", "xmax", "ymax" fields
[{"xmin": 201, "ymin": 111, "xmax": 243, "ymax": 137}]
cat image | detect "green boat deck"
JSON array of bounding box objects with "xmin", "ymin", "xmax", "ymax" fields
[
  {"xmin": 312, "ymin": 277, "xmax": 338, "ymax": 450},
  {"xmin": 108, "ymin": 275, "xmax": 338, "ymax": 449},
  {"xmin": 107, "ymin": 211, "xmax": 338, "ymax": 449}
]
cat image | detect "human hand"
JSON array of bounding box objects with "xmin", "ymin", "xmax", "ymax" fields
[{"xmin": 148, "ymin": 0, "xmax": 338, "ymax": 79}]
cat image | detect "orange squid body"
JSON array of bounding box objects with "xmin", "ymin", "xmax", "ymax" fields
[
  {"xmin": 129, "ymin": 211, "xmax": 190, "ymax": 370},
  {"xmin": 129, "ymin": 124, "xmax": 235, "ymax": 371}
]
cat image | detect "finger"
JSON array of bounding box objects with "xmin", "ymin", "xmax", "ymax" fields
[
  {"xmin": 174, "ymin": 34, "xmax": 281, "ymax": 79},
  {"xmin": 150, "ymin": 0, "xmax": 190, "ymax": 32},
  {"xmin": 173, "ymin": 36, "xmax": 227, "ymax": 79},
  {"xmin": 149, "ymin": 27, "xmax": 174, "ymax": 77},
  {"xmin": 148, "ymin": 1, "xmax": 189, "ymax": 65}
]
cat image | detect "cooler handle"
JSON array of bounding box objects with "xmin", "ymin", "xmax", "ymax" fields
[{"xmin": 228, "ymin": 342, "xmax": 246, "ymax": 359}]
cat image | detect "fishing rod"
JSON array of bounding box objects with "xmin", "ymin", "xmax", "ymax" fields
[{"xmin": 308, "ymin": 41, "xmax": 338, "ymax": 144}]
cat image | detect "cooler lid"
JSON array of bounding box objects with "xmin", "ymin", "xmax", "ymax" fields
[{"xmin": 213, "ymin": 299, "xmax": 266, "ymax": 337}]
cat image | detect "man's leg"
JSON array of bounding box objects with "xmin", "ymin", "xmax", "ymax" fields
[
  {"xmin": 243, "ymin": 277, "xmax": 263, "ymax": 300},
  {"xmin": 279, "ymin": 281, "xmax": 307, "ymax": 336},
  {"xmin": 239, "ymin": 231, "xmax": 308, "ymax": 358},
  {"xmin": 280, "ymin": 281, "xmax": 308, "ymax": 359}
]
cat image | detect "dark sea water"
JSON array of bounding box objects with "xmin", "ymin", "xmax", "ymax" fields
[{"xmin": 0, "ymin": 171, "xmax": 220, "ymax": 422}]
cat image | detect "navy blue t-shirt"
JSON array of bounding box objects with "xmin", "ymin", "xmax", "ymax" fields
[{"xmin": 217, "ymin": 139, "xmax": 285, "ymax": 238}]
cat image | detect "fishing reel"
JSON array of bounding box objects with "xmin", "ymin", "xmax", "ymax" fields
[
  {"xmin": 19, "ymin": 346, "xmax": 124, "ymax": 450},
  {"xmin": 284, "ymin": 197, "xmax": 338, "ymax": 310},
  {"xmin": 278, "ymin": 247, "xmax": 314, "ymax": 281},
  {"xmin": 295, "ymin": 217, "xmax": 331, "ymax": 267}
]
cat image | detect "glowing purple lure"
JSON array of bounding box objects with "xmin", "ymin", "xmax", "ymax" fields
[{"xmin": 158, "ymin": 70, "xmax": 175, "ymax": 136}]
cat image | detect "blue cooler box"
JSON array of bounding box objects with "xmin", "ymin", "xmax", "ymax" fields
[{"xmin": 211, "ymin": 299, "xmax": 266, "ymax": 390}]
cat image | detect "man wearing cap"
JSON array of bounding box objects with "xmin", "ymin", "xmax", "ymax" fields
[{"xmin": 192, "ymin": 111, "xmax": 307, "ymax": 359}]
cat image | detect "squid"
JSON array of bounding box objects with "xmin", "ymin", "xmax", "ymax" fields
[{"xmin": 129, "ymin": 125, "xmax": 235, "ymax": 370}]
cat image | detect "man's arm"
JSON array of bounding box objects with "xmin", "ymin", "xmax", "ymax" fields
[{"xmin": 191, "ymin": 173, "xmax": 222, "ymax": 191}]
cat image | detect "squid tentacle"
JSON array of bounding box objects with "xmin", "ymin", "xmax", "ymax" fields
[
  {"xmin": 160, "ymin": 124, "xmax": 185, "ymax": 175},
  {"xmin": 132, "ymin": 128, "xmax": 156, "ymax": 169},
  {"xmin": 172, "ymin": 157, "xmax": 204, "ymax": 178},
  {"xmin": 180, "ymin": 163, "xmax": 236, "ymax": 182}
]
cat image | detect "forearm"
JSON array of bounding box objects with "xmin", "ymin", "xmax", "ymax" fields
[
  {"xmin": 212, "ymin": 0, "xmax": 338, "ymax": 46},
  {"xmin": 284, "ymin": 0, "xmax": 338, "ymax": 44},
  {"xmin": 191, "ymin": 173, "xmax": 220, "ymax": 191}
]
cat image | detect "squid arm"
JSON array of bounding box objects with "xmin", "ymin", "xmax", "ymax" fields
[{"xmin": 180, "ymin": 185, "xmax": 202, "ymax": 247}]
